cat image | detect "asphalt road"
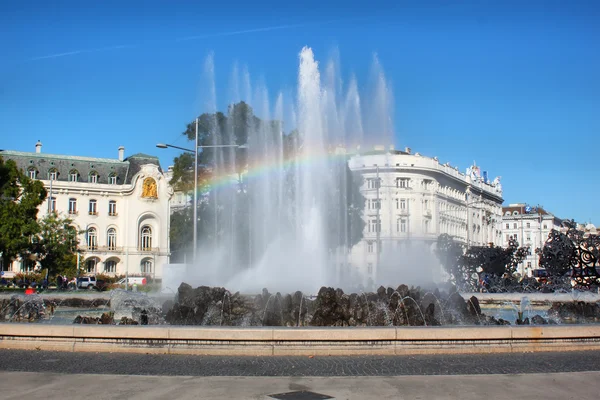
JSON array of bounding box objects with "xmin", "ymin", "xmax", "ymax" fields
[{"xmin": 1, "ymin": 349, "xmax": 600, "ymax": 376}]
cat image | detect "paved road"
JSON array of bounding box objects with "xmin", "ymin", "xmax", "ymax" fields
[{"xmin": 1, "ymin": 349, "xmax": 600, "ymax": 376}]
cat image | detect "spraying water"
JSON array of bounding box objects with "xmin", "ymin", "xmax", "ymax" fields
[{"xmin": 179, "ymin": 46, "xmax": 395, "ymax": 293}]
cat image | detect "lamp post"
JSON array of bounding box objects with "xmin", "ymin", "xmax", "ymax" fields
[{"xmin": 157, "ymin": 118, "xmax": 245, "ymax": 264}]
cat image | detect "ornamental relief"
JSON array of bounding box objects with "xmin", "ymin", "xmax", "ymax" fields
[{"xmin": 141, "ymin": 177, "xmax": 158, "ymax": 199}]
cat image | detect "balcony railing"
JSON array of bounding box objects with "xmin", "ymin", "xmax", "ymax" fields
[
  {"xmin": 108, "ymin": 212, "xmax": 118, "ymax": 217},
  {"xmin": 88, "ymin": 211, "xmax": 98, "ymax": 216}
]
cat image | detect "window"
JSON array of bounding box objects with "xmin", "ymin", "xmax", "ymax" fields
[
  {"xmin": 108, "ymin": 200, "xmax": 117, "ymax": 216},
  {"xmin": 506, "ymin": 234, "xmax": 510, "ymax": 241},
  {"xmin": 69, "ymin": 170, "xmax": 79, "ymax": 182},
  {"xmin": 68, "ymin": 198, "xmax": 77, "ymax": 214},
  {"xmin": 49, "ymin": 197, "xmax": 56, "ymax": 212},
  {"xmin": 396, "ymin": 178, "xmax": 409, "ymax": 188},
  {"xmin": 22, "ymin": 259, "xmax": 36, "ymax": 273},
  {"xmin": 48, "ymin": 169, "xmax": 58, "ymax": 181},
  {"xmin": 505, "ymin": 223, "xmax": 509, "ymax": 229},
  {"xmin": 368, "ymin": 218, "xmax": 381, "ymax": 233},
  {"xmin": 514, "ymin": 234, "xmax": 518, "ymax": 242},
  {"xmin": 526, "ymin": 234, "xmax": 531, "ymax": 242},
  {"xmin": 87, "ymin": 228, "xmax": 97, "ymax": 250},
  {"xmin": 104, "ymin": 260, "xmax": 117, "ymax": 273},
  {"xmin": 527, "ymin": 262, "xmax": 532, "ymax": 269},
  {"xmin": 367, "ymin": 241, "xmax": 374, "ymax": 253},
  {"xmin": 86, "ymin": 259, "xmax": 97, "ymax": 274},
  {"xmin": 526, "ymin": 222, "xmax": 531, "ymax": 229},
  {"xmin": 140, "ymin": 226, "xmax": 152, "ymax": 251},
  {"xmin": 543, "ymin": 224, "xmax": 547, "ymax": 229},
  {"xmin": 369, "ymin": 199, "xmax": 381, "ymax": 210},
  {"xmin": 424, "ymin": 199, "xmax": 429, "ymax": 210},
  {"xmin": 367, "ymin": 178, "xmax": 381, "ymax": 190},
  {"xmin": 397, "ymin": 218, "xmax": 407, "ymax": 233},
  {"xmin": 109, "ymin": 174, "xmax": 117, "ymax": 185},
  {"xmin": 424, "ymin": 219, "xmax": 430, "ymax": 233},
  {"xmin": 107, "ymin": 228, "xmax": 117, "ymax": 250},
  {"xmin": 397, "ymin": 198, "xmax": 407, "ymax": 210},
  {"xmin": 28, "ymin": 168, "xmax": 37, "ymax": 179},
  {"xmin": 423, "ymin": 179, "xmax": 432, "ymax": 190},
  {"xmin": 141, "ymin": 260, "xmax": 153, "ymax": 274},
  {"xmin": 89, "ymin": 171, "xmax": 99, "ymax": 183},
  {"xmin": 89, "ymin": 199, "xmax": 97, "ymax": 215},
  {"xmin": 367, "ymin": 263, "xmax": 373, "ymax": 274},
  {"xmin": 513, "ymin": 223, "xmax": 517, "ymax": 229}
]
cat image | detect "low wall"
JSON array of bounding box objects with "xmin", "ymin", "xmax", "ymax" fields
[{"xmin": 1, "ymin": 324, "xmax": 600, "ymax": 356}]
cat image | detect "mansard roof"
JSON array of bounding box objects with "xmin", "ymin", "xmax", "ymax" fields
[{"xmin": 0, "ymin": 150, "xmax": 161, "ymax": 185}]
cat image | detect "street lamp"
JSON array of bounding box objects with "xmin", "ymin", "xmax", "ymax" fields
[{"xmin": 157, "ymin": 117, "xmax": 247, "ymax": 264}]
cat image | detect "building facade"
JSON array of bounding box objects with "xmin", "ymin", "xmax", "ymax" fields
[
  {"xmin": 347, "ymin": 146, "xmax": 504, "ymax": 281},
  {"xmin": 0, "ymin": 142, "xmax": 172, "ymax": 279},
  {"xmin": 501, "ymin": 203, "xmax": 562, "ymax": 276}
]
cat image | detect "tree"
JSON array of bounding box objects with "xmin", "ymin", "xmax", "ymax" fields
[
  {"xmin": 169, "ymin": 207, "xmax": 193, "ymax": 263},
  {"xmin": 32, "ymin": 213, "xmax": 80, "ymax": 276},
  {"xmin": 0, "ymin": 157, "xmax": 47, "ymax": 268},
  {"xmin": 169, "ymin": 101, "xmax": 366, "ymax": 264}
]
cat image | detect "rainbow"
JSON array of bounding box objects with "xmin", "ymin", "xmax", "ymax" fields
[{"xmin": 190, "ymin": 148, "xmax": 352, "ymax": 196}]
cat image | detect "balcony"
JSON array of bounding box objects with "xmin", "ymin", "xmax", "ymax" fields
[
  {"xmin": 108, "ymin": 212, "xmax": 118, "ymax": 217},
  {"xmin": 88, "ymin": 211, "xmax": 98, "ymax": 216},
  {"xmin": 83, "ymin": 246, "xmax": 124, "ymax": 253},
  {"xmin": 68, "ymin": 210, "xmax": 78, "ymax": 216}
]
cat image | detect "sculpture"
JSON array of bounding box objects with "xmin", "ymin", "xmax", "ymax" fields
[
  {"xmin": 492, "ymin": 176, "xmax": 502, "ymax": 192},
  {"xmin": 142, "ymin": 177, "xmax": 158, "ymax": 198}
]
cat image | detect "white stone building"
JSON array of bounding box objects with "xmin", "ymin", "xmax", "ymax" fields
[
  {"xmin": 501, "ymin": 203, "xmax": 562, "ymax": 277},
  {"xmin": 347, "ymin": 146, "xmax": 504, "ymax": 282},
  {"xmin": 0, "ymin": 142, "xmax": 172, "ymax": 280}
]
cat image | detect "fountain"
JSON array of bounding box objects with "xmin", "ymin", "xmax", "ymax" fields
[{"xmin": 175, "ymin": 46, "xmax": 396, "ymax": 294}]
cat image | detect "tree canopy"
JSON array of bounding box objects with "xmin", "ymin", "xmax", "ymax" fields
[
  {"xmin": 32, "ymin": 213, "xmax": 80, "ymax": 276},
  {"xmin": 0, "ymin": 156, "xmax": 47, "ymax": 267}
]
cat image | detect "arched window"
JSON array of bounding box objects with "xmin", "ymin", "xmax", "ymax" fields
[
  {"xmin": 27, "ymin": 167, "xmax": 38, "ymax": 179},
  {"xmin": 140, "ymin": 226, "xmax": 152, "ymax": 251},
  {"xmin": 68, "ymin": 169, "xmax": 79, "ymax": 182},
  {"xmin": 48, "ymin": 168, "xmax": 58, "ymax": 181},
  {"xmin": 87, "ymin": 228, "xmax": 97, "ymax": 250},
  {"xmin": 86, "ymin": 258, "xmax": 98, "ymax": 274},
  {"xmin": 104, "ymin": 260, "xmax": 117, "ymax": 273},
  {"xmin": 89, "ymin": 171, "xmax": 99, "ymax": 183},
  {"xmin": 107, "ymin": 228, "xmax": 117, "ymax": 250},
  {"xmin": 141, "ymin": 259, "xmax": 152, "ymax": 274}
]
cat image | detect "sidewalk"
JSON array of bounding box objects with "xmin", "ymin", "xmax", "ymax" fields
[{"xmin": 0, "ymin": 371, "xmax": 596, "ymax": 400}]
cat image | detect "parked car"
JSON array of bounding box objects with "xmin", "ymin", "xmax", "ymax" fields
[{"xmin": 76, "ymin": 276, "xmax": 97, "ymax": 290}]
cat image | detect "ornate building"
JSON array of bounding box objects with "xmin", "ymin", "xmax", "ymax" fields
[
  {"xmin": 0, "ymin": 141, "xmax": 172, "ymax": 279},
  {"xmin": 501, "ymin": 203, "xmax": 563, "ymax": 276},
  {"xmin": 347, "ymin": 146, "xmax": 504, "ymax": 282}
]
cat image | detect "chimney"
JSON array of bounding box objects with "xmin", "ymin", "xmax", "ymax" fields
[
  {"xmin": 404, "ymin": 147, "xmax": 411, "ymax": 154},
  {"xmin": 118, "ymin": 146, "xmax": 125, "ymax": 161},
  {"xmin": 35, "ymin": 140, "xmax": 42, "ymax": 153}
]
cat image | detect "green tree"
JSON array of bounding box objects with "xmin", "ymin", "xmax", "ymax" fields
[
  {"xmin": 169, "ymin": 101, "xmax": 366, "ymax": 261},
  {"xmin": 32, "ymin": 213, "xmax": 80, "ymax": 276},
  {"xmin": 0, "ymin": 156, "xmax": 47, "ymax": 268}
]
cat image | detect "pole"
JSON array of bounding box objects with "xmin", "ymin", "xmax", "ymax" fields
[
  {"xmin": 193, "ymin": 118, "xmax": 199, "ymax": 264},
  {"xmin": 375, "ymin": 166, "xmax": 380, "ymax": 280},
  {"xmin": 47, "ymin": 178, "xmax": 53, "ymax": 214}
]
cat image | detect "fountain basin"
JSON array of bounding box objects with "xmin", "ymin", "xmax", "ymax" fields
[{"xmin": 1, "ymin": 323, "xmax": 599, "ymax": 356}]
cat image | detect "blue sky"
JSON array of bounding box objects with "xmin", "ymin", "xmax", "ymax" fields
[{"xmin": 1, "ymin": 0, "xmax": 599, "ymax": 224}]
